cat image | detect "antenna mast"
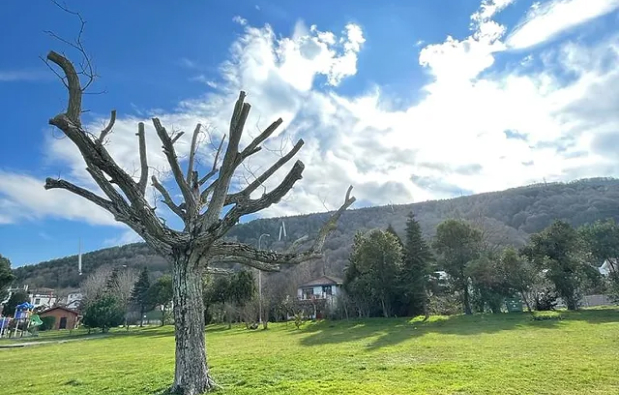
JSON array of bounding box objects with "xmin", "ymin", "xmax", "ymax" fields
[{"xmin": 78, "ymin": 238, "xmax": 83, "ymax": 276}]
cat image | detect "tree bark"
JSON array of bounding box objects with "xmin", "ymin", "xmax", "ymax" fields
[
  {"xmin": 171, "ymin": 255, "xmax": 216, "ymax": 395},
  {"xmin": 463, "ymin": 287, "xmax": 472, "ymax": 315},
  {"xmin": 520, "ymin": 290, "xmax": 533, "ymax": 313}
]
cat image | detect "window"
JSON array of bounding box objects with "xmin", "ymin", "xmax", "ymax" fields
[
  {"xmin": 34, "ymin": 298, "xmax": 41, "ymax": 305},
  {"xmin": 323, "ymin": 286, "xmax": 332, "ymax": 296}
]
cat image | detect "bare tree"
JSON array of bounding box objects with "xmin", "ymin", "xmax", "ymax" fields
[
  {"xmin": 80, "ymin": 266, "xmax": 112, "ymax": 304},
  {"xmin": 108, "ymin": 268, "xmax": 138, "ymax": 329},
  {"xmin": 43, "ymin": 49, "xmax": 355, "ymax": 393}
]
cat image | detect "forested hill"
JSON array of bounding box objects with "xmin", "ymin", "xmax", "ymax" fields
[{"xmin": 13, "ymin": 177, "xmax": 619, "ymax": 290}]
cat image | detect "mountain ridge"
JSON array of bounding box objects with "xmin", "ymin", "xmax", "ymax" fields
[{"xmin": 12, "ymin": 177, "xmax": 619, "ymax": 290}]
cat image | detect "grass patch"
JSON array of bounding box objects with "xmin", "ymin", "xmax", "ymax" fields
[{"xmin": 2, "ymin": 309, "xmax": 619, "ymax": 394}]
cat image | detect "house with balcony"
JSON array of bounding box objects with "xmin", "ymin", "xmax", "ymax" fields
[
  {"xmin": 294, "ymin": 275, "xmax": 344, "ymax": 319},
  {"xmin": 297, "ymin": 275, "xmax": 343, "ymax": 302}
]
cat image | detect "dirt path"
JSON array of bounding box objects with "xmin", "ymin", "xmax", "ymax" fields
[{"xmin": 0, "ymin": 334, "xmax": 111, "ymax": 349}]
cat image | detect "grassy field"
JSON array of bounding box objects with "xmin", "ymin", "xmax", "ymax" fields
[{"xmin": 2, "ymin": 310, "xmax": 619, "ymax": 395}]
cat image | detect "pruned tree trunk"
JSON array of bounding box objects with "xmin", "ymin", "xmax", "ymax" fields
[{"xmin": 171, "ymin": 254, "xmax": 216, "ymax": 395}]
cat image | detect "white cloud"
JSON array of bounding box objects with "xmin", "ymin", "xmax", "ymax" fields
[
  {"xmin": 103, "ymin": 229, "xmax": 144, "ymax": 247},
  {"xmin": 0, "ymin": 172, "xmax": 120, "ymax": 226},
  {"xmin": 233, "ymin": 16, "xmax": 248, "ymax": 26},
  {"xmin": 179, "ymin": 58, "xmax": 198, "ymax": 69},
  {"xmin": 0, "ymin": 70, "xmax": 48, "ymax": 82},
  {"xmin": 507, "ymin": 0, "xmax": 619, "ymax": 49},
  {"xmin": 2, "ymin": 1, "xmax": 619, "ymax": 235},
  {"xmin": 190, "ymin": 74, "xmax": 218, "ymax": 88}
]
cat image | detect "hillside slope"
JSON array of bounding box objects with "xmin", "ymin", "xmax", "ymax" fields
[{"xmin": 13, "ymin": 177, "xmax": 619, "ymax": 289}]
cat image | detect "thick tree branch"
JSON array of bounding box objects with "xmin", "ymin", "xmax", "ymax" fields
[
  {"xmin": 226, "ymin": 139, "xmax": 304, "ymax": 205},
  {"xmin": 98, "ymin": 110, "xmax": 116, "ymax": 143},
  {"xmin": 209, "ymin": 186, "xmax": 355, "ymax": 266},
  {"xmin": 204, "ymin": 267, "xmax": 235, "ymax": 275},
  {"xmin": 171, "ymin": 131, "xmax": 185, "ymax": 145},
  {"xmin": 152, "ymin": 118, "xmax": 196, "ymax": 216},
  {"xmin": 202, "ymin": 91, "xmax": 250, "ymax": 228},
  {"xmin": 208, "ymin": 254, "xmax": 282, "ymax": 272},
  {"xmin": 215, "ymin": 161, "xmax": 304, "ymax": 237},
  {"xmin": 45, "ymin": 52, "xmax": 175, "ymax": 245},
  {"xmin": 186, "ymin": 123, "xmax": 201, "ymax": 184},
  {"xmin": 152, "ymin": 175, "xmax": 186, "ymax": 220},
  {"xmin": 44, "ymin": 178, "xmax": 114, "ymax": 213},
  {"xmin": 47, "ymin": 51, "xmax": 82, "ymax": 125},
  {"xmin": 85, "ymin": 166, "xmax": 129, "ymax": 211},
  {"xmin": 136, "ymin": 122, "xmax": 149, "ymax": 195},
  {"xmin": 240, "ymin": 118, "xmax": 283, "ymax": 159}
]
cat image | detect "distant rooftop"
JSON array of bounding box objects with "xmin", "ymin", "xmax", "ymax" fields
[{"xmin": 300, "ymin": 275, "xmax": 343, "ymax": 287}]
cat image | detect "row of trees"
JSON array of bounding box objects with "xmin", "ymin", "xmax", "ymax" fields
[
  {"xmin": 344, "ymin": 214, "xmax": 617, "ymax": 317},
  {"xmin": 80, "ymin": 266, "xmax": 173, "ymax": 331},
  {"xmin": 344, "ymin": 213, "xmax": 432, "ymax": 318}
]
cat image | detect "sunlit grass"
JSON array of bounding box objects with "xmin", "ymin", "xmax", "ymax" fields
[{"xmin": 2, "ymin": 309, "xmax": 619, "ymax": 394}]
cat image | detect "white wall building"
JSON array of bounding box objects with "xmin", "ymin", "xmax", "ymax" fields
[
  {"xmin": 297, "ymin": 275, "xmax": 343, "ymax": 301},
  {"xmin": 598, "ymin": 259, "xmax": 618, "ymax": 276}
]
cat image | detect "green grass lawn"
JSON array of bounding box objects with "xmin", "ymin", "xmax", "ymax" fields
[{"xmin": 2, "ymin": 310, "xmax": 619, "ymax": 395}]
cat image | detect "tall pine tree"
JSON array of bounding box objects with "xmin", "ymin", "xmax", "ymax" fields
[
  {"xmin": 131, "ymin": 267, "xmax": 151, "ymax": 327},
  {"xmin": 400, "ymin": 212, "xmax": 433, "ymax": 317},
  {"xmin": 386, "ymin": 224, "xmax": 404, "ymax": 248}
]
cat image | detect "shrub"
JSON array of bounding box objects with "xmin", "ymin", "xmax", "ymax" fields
[
  {"xmin": 535, "ymin": 289, "xmax": 558, "ymax": 311},
  {"xmin": 428, "ymin": 293, "xmax": 462, "ymax": 316},
  {"xmin": 40, "ymin": 316, "xmax": 56, "ymax": 331},
  {"xmin": 82, "ymin": 294, "xmax": 125, "ymax": 332}
]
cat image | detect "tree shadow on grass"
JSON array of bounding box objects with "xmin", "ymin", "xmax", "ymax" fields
[{"xmin": 296, "ymin": 308, "xmax": 619, "ymax": 351}]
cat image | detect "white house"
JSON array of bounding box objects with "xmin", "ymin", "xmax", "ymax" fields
[
  {"xmin": 598, "ymin": 259, "xmax": 618, "ymax": 276},
  {"xmin": 29, "ymin": 288, "xmax": 57, "ymax": 310},
  {"xmin": 297, "ymin": 275, "xmax": 343, "ymax": 302},
  {"xmin": 63, "ymin": 292, "xmax": 83, "ymax": 309}
]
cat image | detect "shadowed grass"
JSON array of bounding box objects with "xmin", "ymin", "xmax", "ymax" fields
[{"xmin": 2, "ymin": 309, "xmax": 619, "ymax": 394}]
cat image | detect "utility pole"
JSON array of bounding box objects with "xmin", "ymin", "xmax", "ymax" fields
[{"xmin": 257, "ymin": 233, "xmax": 270, "ymax": 325}]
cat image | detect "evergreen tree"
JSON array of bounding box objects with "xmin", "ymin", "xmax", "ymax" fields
[
  {"xmin": 131, "ymin": 267, "xmax": 151, "ymax": 327},
  {"xmin": 433, "ymin": 219, "xmax": 483, "ymax": 315},
  {"xmin": 148, "ymin": 275, "xmax": 173, "ymax": 326},
  {"xmin": 344, "ymin": 230, "xmax": 403, "ymax": 317},
  {"xmin": 386, "ymin": 224, "xmax": 403, "ymax": 248},
  {"xmin": 400, "ymin": 212, "xmax": 433, "ymax": 317},
  {"xmin": 527, "ymin": 220, "xmax": 601, "ymax": 310},
  {"xmin": 0, "ymin": 254, "xmax": 15, "ymax": 302}
]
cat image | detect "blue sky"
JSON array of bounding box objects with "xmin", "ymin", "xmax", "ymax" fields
[{"xmin": 1, "ymin": 0, "xmax": 619, "ymax": 267}]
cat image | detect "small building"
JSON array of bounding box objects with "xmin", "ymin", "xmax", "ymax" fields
[
  {"xmin": 297, "ymin": 275, "xmax": 343, "ymax": 301},
  {"xmin": 29, "ymin": 288, "xmax": 57, "ymax": 310},
  {"xmin": 295, "ymin": 276, "xmax": 344, "ymax": 320},
  {"xmin": 63, "ymin": 292, "xmax": 83, "ymax": 310},
  {"xmin": 39, "ymin": 306, "xmax": 79, "ymax": 330}
]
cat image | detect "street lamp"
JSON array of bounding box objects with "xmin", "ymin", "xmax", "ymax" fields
[{"xmin": 257, "ymin": 233, "xmax": 270, "ymax": 325}]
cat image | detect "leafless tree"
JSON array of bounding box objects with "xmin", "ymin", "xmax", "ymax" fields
[
  {"xmin": 80, "ymin": 266, "xmax": 112, "ymax": 304},
  {"xmin": 108, "ymin": 268, "xmax": 138, "ymax": 329},
  {"xmin": 43, "ymin": 48, "xmax": 355, "ymax": 393}
]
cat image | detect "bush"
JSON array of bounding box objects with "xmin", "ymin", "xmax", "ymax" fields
[
  {"xmin": 40, "ymin": 316, "xmax": 56, "ymax": 331},
  {"xmin": 535, "ymin": 290, "xmax": 558, "ymax": 311},
  {"xmin": 428, "ymin": 293, "xmax": 462, "ymax": 316},
  {"xmin": 82, "ymin": 294, "xmax": 125, "ymax": 332}
]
